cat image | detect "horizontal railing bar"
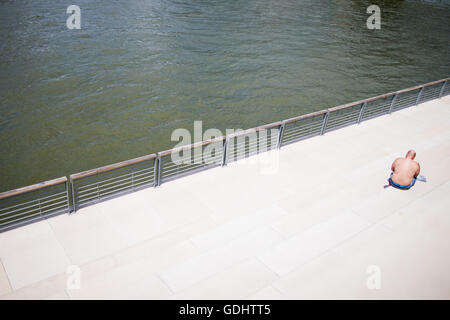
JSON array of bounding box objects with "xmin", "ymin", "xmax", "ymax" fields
[
  {"xmin": 364, "ymin": 108, "xmax": 390, "ymax": 115},
  {"xmin": 362, "ymin": 112, "xmax": 388, "ymax": 121},
  {"xmin": 0, "ymin": 211, "xmax": 45, "ymax": 227},
  {"xmin": 162, "ymin": 167, "xmax": 203, "ymax": 179},
  {"xmin": 162, "ymin": 148, "xmax": 222, "ymax": 167},
  {"xmin": 0, "ymin": 199, "xmax": 68, "ymax": 221},
  {"xmin": 327, "ymin": 113, "xmax": 360, "ymax": 122},
  {"xmin": 78, "ymin": 175, "xmax": 151, "ymax": 200},
  {"xmin": 162, "ymin": 163, "xmax": 205, "ymax": 176},
  {"xmin": 0, "ymin": 214, "xmax": 48, "ymax": 230},
  {"xmin": 327, "ymin": 118, "xmax": 359, "ymax": 125},
  {"xmin": 162, "ymin": 161, "xmax": 216, "ymax": 176},
  {"xmin": 77, "ymin": 172, "xmax": 135, "ymax": 191},
  {"xmin": 328, "ymin": 109, "xmax": 362, "ymax": 116},
  {"xmin": 77, "ymin": 167, "xmax": 154, "ymax": 191},
  {"xmin": 327, "ymin": 118, "xmax": 359, "ymax": 128},
  {"xmin": 168, "ymin": 149, "xmax": 223, "ymax": 163},
  {"xmin": 0, "ymin": 194, "xmax": 67, "ymax": 218},
  {"xmin": 162, "ymin": 157, "xmax": 222, "ymax": 176},
  {"xmin": 285, "ymin": 118, "xmax": 323, "ymax": 129},
  {"xmin": 232, "ymin": 139, "xmax": 260, "ymax": 149},
  {"xmin": 159, "ymin": 136, "xmax": 225, "ymax": 157},
  {"xmin": 283, "ymin": 127, "xmax": 322, "ymax": 138},
  {"xmin": 326, "ymin": 119, "xmax": 358, "ymax": 128},
  {"xmin": 365, "ymin": 103, "xmax": 390, "ymax": 110},
  {"xmin": 0, "ymin": 190, "xmax": 67, "ymax": 212},
  {"xmin": 421, "ymin": 91, "xmax": 441, "ymax": 98},
  {"xmin": 78, "ymin": 173, "xmax": 153, "ymax": 197},
  {"xmin": 163, "ymin": 150, "xmax": 222, "ymax": 167},
  {"xmin": 77, "ymin": 179, "xmax": 155, "ymax": 206},
  {"xmin": 395, "ymin": 95, "xmax": 419, "ymax": 101},
  {"xmin": 366, "ymin": 101, "xmax": 391, "ymax": 108},
  {"xmin": 0, "ymin": 203, "xmax": 67, "ymax": 224},
  {"xmin": 231, "ymin": 141, "xmax": 260, "ymax": 150},
  {"xmin": 233, "ymin": 142, "xmax": 259, "ymax": 152},
  {"xmin": 284, "ymin": 127, "xmax": 323, "ymax": 137},
  {"xmin": 284, "ymin": 122, "xmax": 323, "ymax": 133},
  {"xmin": 422, "ymin": 92, "xmax": 441, "ymax": 97},
  {"xmin": 162, "ymin": 153, "xmax": 222, "ymax": 171},
  {"xmin": 77, "ymin": 179, "xmax": 152, "ymax": 203},
  {"xmin": 230, "ymin": 148, "xmax": 260, "ymax": 160},
  {"xmin": 0, "ymin": 177, "xmax": 67, "ymax": 200},
  {"xmin": 78, "ymin": 170, "xmax": 153, "ymax": 194},
  {"xmin": 327, "ymin": 114, "xmax": 360, "ymax": 122},
  {"xmin": 394, "ymin": 100, "xmax": 417, "ymax": 106},
  {"xmin": 70, "ymin": 154, "xmax": 156, "ymax": 180}
]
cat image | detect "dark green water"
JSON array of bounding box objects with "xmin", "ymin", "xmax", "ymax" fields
[{"xmin": 0, "ymin": 0, "xmax": 449, "ymax": 192}]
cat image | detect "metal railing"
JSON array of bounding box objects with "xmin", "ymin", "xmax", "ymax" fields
[
  {"xmin": 0, "ymin": 177, "xmax": 69, "ymax": 232},
  {"xmin": 226, "ymin": 122, "xmax": 282, "ymax": 163},
  {"xmin": 157, "ymin": 136, "xmax": 225, "ymax": 185},
  {"xmin": 70, "ymin": 153, "xmax": 157, "ymax": 211},
  {"xmin": 0, "ymin": 77, "xmax": 448, "ymax": 231}
]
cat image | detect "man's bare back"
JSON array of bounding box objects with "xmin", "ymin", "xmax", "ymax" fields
[{"xmin": 390, "ymin": 150, "xmax": 420, "ymax": 187}]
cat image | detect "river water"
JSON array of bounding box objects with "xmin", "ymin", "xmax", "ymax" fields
[{"xmin": 0, "ymin": 0, "xmax": 449, "ymax": 192}]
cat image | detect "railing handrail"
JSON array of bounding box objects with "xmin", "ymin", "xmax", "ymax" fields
[
  {"xmin": 70, "ymin": 153, "xmax": 157, "ymax": 180},
  {"xmin": 0, "ymin": 176, "xmax": 67, "ymax": 200},
  {"xmin": 330, "ymin": 78, "xmax": 449, "ymax": 112}
]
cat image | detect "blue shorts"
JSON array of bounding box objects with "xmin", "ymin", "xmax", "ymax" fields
[{"xmin": 389, "ymin": 172, "xmax": 416, "ymax": 190}]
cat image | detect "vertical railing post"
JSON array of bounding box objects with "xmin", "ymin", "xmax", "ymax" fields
[
  {"xmin": 153, "ymin": 156, "xmax": 159, "ymax": 187},
  {"xmin": 320, "ymin": 111, "xmax": 329, "ymax": 135},
  {"xmin": 357, "ymin": 102, "xmax": 366, "ymax": 124},
  {"xmin": 65, "ymin": 179, "xmax": 71, "ymax": 214},
  {"xmin": 416, "ymin": 86, "xmax": 424, "ymax": 105},
  {"xmin": 439, "ymin": 80, "xmax": 447, "ymax": 98},
  {"xmin": 155, "ymin": 154, "xmax": 161, "ymax": 187},
  {"xmin": 222, "ymin": 137, "xmax": 228, "ymax": 166},
  {"xmin": 388, "ymin": 93, "xmax": 397, "ymax": 114},
  {"xmin": 70, "ymin": 177, "xmax": 76, "ymax": 213},
  {"xmin": 277, "ymin": 122, "xmax": 285, "ymax": 149}
]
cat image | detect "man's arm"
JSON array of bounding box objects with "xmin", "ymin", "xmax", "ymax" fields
[
  {"xmin": 415, "ymin": 162, "xmax": 421, "ymax": 178},
  {"xmin": 391, "ymin": 158, "xmax": 398, "ymax": 172}
]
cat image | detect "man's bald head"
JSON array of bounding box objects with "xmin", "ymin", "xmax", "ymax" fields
[{"xmin": 406, "ymin": 149, "xmax": 416, "ymax": 160}]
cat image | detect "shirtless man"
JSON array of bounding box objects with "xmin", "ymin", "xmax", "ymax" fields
[{"xmin": 389, "ymin": 150, "xmax": 420, "ymax": 190}]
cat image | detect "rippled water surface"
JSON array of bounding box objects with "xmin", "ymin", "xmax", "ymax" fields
[{"xmin": 0, "ymin": 0, "xmax": 449, "ymax": 191}]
